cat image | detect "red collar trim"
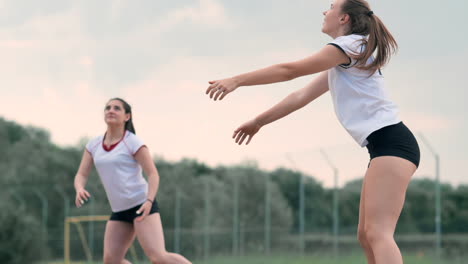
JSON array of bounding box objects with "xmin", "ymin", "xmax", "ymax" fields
[{"xmin": 102, "ymin": 131, "xmax": 126, "ymax": 152}]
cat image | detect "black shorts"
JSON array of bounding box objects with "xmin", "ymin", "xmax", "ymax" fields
[
  {"xmin": 366, "ymin": 122, "xmax": 420, "ymax": 168},
  {"xmin": 110, "ymin": 201, "xmax": 160, "ymax": 223}
]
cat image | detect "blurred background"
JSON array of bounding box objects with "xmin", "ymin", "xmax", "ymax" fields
[{"xmin": 0, "ymin": 0, "xmax": 467, "ymax": 263}]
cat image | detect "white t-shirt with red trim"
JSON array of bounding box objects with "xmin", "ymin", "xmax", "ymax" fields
[
  {"xmin": 327, "ymin": 34, "xmax": 401, "ymax": 147},
  {"xmin": 86, "ymin": 131, "xmax": 148, "ymax": 212}
]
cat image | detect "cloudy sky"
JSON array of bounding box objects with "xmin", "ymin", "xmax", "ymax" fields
[{"xmin": 0, "ymin": 0, "xmax": 466, "ymax": 188}]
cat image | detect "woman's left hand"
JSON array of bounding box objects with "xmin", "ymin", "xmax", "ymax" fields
[
  {"xmin": 135, "ymin": 201, "xmax": 152, "ymax": 222},
  {"xmin": 205, "ymin": 78, "xmax": 239, "ymax": 101},
  {"xmin": 233, "ymin": 119, "xmax": 262, "ymax": 145}
]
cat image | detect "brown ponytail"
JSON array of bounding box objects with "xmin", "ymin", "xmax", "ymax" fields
[{"xmin": 341, "ymin": 0, "xmax": 398, "ymax": 73}]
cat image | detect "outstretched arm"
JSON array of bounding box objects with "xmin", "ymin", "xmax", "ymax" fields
[
  {"xmin": 206, "ymin": 45, "xmax": 347, "ymax": 101},
  {"xmin": 233, "ymin": 71, "xmax": 329, "ymax": 145}
]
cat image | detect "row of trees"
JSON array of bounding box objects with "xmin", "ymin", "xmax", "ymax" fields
[{"xmin": 1, "ymin": 117, "xmax": 467, "ymax": 263}]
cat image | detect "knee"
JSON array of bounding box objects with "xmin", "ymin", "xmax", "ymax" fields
[
  {"xmin": 364, "ymin": 225, "xmax": 393, "ymax": 245},
  {"xmin": 357, "ymin": 226, "xmax": 367, "ymax": 244},
  {"xmin": 149, "ymin": 251, "xmax": 167, "ymax": 264},
  {"xmin": 103, "ymin": 254, "xmax": 120, "ymax": 264}
]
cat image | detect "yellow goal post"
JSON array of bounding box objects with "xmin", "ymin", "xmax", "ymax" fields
[{"xmin": 64, "ymin": 215, "xmax": 139, "ymax": 264}]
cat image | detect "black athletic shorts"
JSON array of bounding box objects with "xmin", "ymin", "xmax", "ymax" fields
[
  {"xmin": 366, "ymin": 122, "xmax": 420, "ymax": 168},
  {"xmin": 110, "ymin": 201, "xmax": 159, "ymax": 223}
]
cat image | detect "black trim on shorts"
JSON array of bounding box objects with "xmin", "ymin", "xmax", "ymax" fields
[
  {"xmin": 110, "ymin": 200, "xmax": 160, "ymax": 223},
  {"xmin": 366, "ymin": 122, "xmax": 420, "ymax": 168}
]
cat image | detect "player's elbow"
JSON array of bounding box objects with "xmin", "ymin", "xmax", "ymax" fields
[
  {"xmin": 147, "ymin": 171, "xmax": 160, "ymax": 182},
  {"xmin": 288, "ymin": 90, "xmax": 308, "ymax": 109},
  {"xmin": 279, "ymin": 63, "xmax": 302, "ymax": 81}
]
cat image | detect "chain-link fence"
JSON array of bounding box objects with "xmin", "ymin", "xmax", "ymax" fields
[{"xmin": 3, "ymin": 145, "xmax": 468, "ymax": 264}]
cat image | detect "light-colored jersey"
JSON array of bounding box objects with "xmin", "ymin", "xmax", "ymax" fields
[
  {"xmin": 86, "ymin": 131, "xmax": 148, "ymax": 212},
  {"xmin": 328, "ymin": 34, "xmax": 401, "ymax": 147}
]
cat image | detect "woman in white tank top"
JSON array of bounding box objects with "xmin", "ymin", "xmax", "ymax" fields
[
  {"xmin": 204, "ymin": 0, "xmax": 419, "ymax": 263},
  {"xmin": 74, "ymin": 98, "xmax": 192, "ymax": 264}
]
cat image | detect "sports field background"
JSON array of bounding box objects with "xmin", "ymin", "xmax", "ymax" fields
[
  {"xmin": 2, "ymin": 119, "xmax": 468, "ymax": 264},
  {"xmin": 42, "ymin": 254, "xmax": 462, "ymax": 264}
]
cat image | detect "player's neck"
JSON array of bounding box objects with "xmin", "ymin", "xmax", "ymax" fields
[
  {"xmin": 106, "ymin": 126, "xmax": 125, "ymax": 142},
  {"xmin": 328, "ymin": 27, "xmax": 349, "ymax": 39}
]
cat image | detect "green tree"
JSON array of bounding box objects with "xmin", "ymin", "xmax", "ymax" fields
[
  {"xmin": 270, "ymin": 168, "xmax": 329, "ymax": 233},
  {"xmin": 0, "ymin": 195, "xmax": 42, "ymax": 264}
]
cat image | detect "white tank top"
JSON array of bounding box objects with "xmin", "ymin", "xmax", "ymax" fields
[
  {"xmin": 327, "ymin": 34, "xmax": 401, "ymax": 147},
  {"xmin": 86, "ymin": 131, "xmax": 148, "ymax": 212}
]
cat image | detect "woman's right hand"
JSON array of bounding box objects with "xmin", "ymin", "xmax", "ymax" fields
[
  {"xmin": 205, "ymin": 78, "xmax": 239, "ymax": 101},
  {"xmin": 75, "ymin": 188, "xmax": 91, "ymax": 208}
]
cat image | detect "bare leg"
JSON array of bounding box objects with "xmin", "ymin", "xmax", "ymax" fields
[
  {"xmin": 134, "ymin": 213, "xmax": 192, "ymax": 264},
  {"xmin": 357, "ymin": 178, "xmax": 376, "ymax": 264},
  {"xmin": 363, "ymin": 156, "xmax": 416, "ymax": 264},
  {"xmin": 103, "ymin": 220, "xmax": 136, "ymax": 264}
]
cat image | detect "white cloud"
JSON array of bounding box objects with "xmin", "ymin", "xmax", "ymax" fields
[
  {"xmin": 0, "ymin": 39, "xmax": 34, "ymax": 48},
  {"xmin": 78, "ymin": 56, "xmax": 94, "ymax": 68},
  {"xmin": 0, "ymin": 80, "xmax": 108, "ymax": 146},
  {"xmin": 153, "ymin": 0, "xmax": 233, "ymax": 33},
  {"xmin": 0, "ymin": 0, "xmax": 466, "ymax": 188}
]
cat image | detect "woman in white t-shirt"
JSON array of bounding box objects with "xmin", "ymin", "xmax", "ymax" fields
[
  {"xmin": 205, "ymin": 0, "xmax": 419, "ymax": 263},
  {"xmin": 74, "ymin": 98, "xmax": 191, "ymax": 264}
]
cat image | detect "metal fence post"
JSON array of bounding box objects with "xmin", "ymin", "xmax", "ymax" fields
[
  {"xmin": 232, "ymin": 175, "xmax": 239, "ymax": 256},
  {"xmin": 204, "ymin": 178, "xmax": 211, "ymax": 261},
  {"xmin": 265, "ymin": 174, "xmax": 271, "ymax": 255},
  {"xmin": 174, "ymin": 187, "xmax": 181, "ymax": 253}
]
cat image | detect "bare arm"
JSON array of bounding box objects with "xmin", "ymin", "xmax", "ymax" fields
[
  {"xmin": 134, "ymin": 146, "xmax": 160, "ymax": 221},
  {"xmin": 233, "ymin": 71, "xmax": 330, "ymax": 145},
  {"xmin": 74, "ymin": 150, "xmax": 94, "ymax": 207},
  {"xmin": 134, "ymin": 146, "xmax": 160, "ymax": 201},
  {"xmin": 255, "ymin": 71, "xmax": 329, "ymax": 127},
  {"xmin": 206, "ymin": 45, "xmax": 346, "ymax": 101}
]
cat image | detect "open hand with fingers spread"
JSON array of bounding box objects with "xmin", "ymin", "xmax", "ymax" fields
[
  {"xmin": 205, "ymin": 78, "xmax": 239, "ymax": 101},
  {"xmin": 233, "ymin": 119, "xmax": 262, "ymax": 145}
]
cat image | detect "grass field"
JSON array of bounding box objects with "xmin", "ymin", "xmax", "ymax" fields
[
  {"xmin": 45, "ymin": 254, "xmax": 461, "ymax": 264},
  {"xmin": 203, "ymin": 255, "xmax": 445, "ymax": 264}
]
